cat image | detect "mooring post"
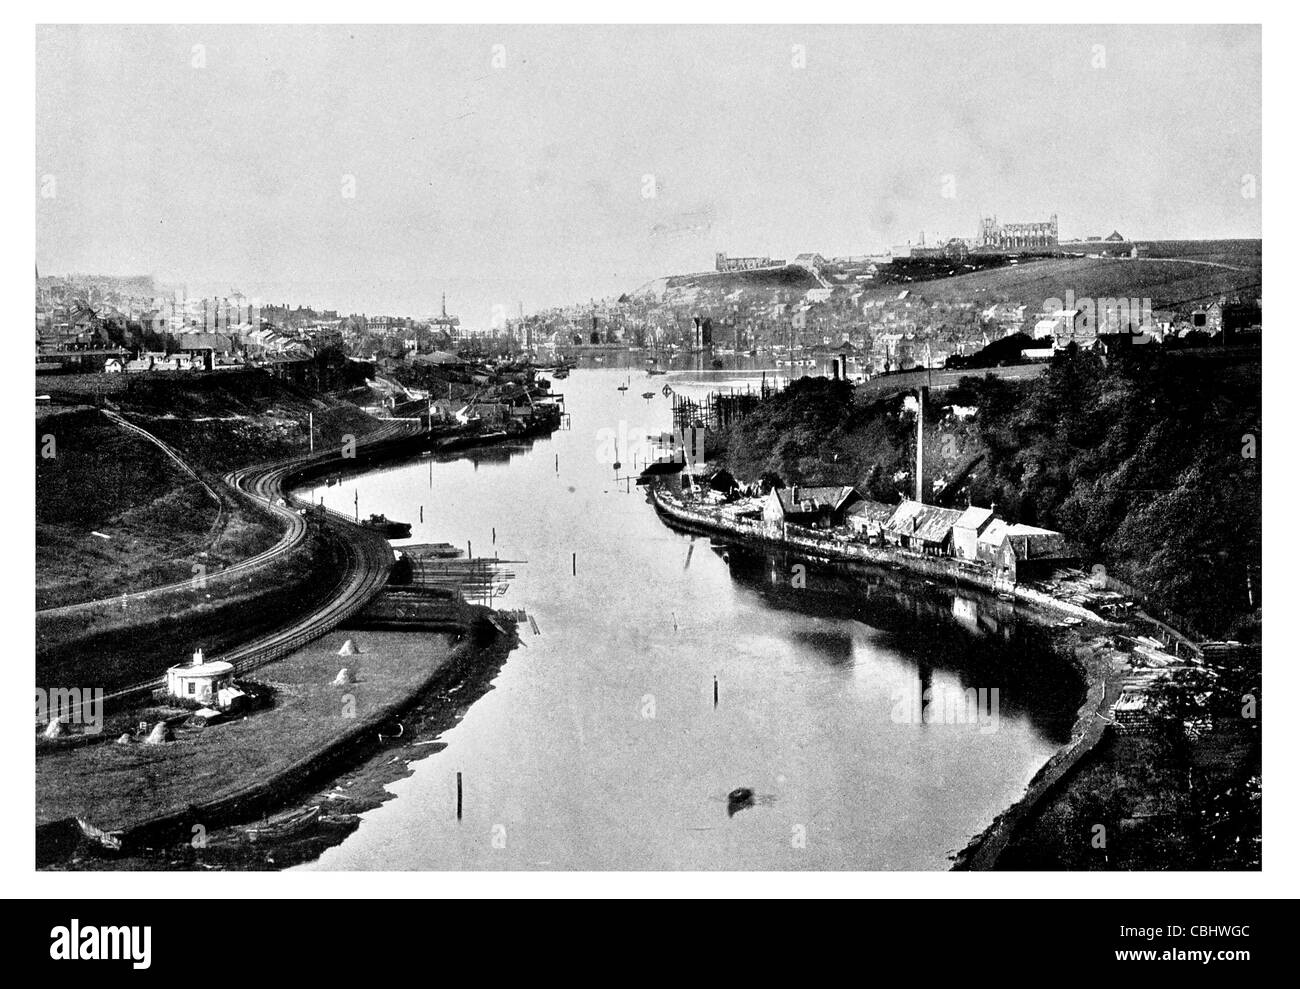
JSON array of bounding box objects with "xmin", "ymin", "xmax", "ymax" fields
[
  {"xmin": 572, "ymin": 552, "xmax": 577, "ymax": 576},
  {"xmin": 456, "ymin": 771, "xmax": 463, "ymax": 820},
  {"xmin": 492, "ymin": 527, "xmax": 496, "ymax": 544},
  {"xmin": 714, "ymin": 675, "xmax": 719, "ymax": 708},
  {"xmin": 468, "ymin": 540, "xmax": 472, "ymax": 559},
  {"xmin": 419, "ymin": 505, "xmax": 424, "ymax": 523}
]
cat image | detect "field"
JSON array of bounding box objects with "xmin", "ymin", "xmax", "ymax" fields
[
  {"xmin": 36, "ymin": 407, "xmax": 285, "ymax": 609},
  {"xmin": 860, "ymin": 240, "xmax": 1261, "ymax": 310},
  {"xmin": 36, "ymin": 629, "xmax": 459, "ymax": 830}
]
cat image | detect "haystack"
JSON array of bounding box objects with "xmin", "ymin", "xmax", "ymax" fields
[
  {"xmin": 332, "ymin": 667, "xmax": 355, "ymax": 686},
  {"xmin": 116, "ymin": 733, "xmax": 132, "ymax": 745},
  {"xmin": 338, "ymin": 639, "xmax": 360, "ymax": 656},
  {"xmin": 144, "ymin": 721, "xmax": 171, "ymax": 745},
  {"xmin": 43, "ymin": 718, "xmax": 65, "ymax": 739}
]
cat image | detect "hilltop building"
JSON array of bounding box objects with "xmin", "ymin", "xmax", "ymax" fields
[
  {"xmin": 715, "ymin": 252, "xmax": 784, "ymax": 272},
  {"xmin": 976, "ymin": 214, "xmax": 1059, "ymax": 251}
]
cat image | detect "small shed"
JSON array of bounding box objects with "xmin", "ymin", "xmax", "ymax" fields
[{"xmin": 165, "ymin": 648, "xmax": 236, "ymax": 706}]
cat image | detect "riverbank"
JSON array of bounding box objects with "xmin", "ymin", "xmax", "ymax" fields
[
  {"xmin": 37, "ymin": 404, "xmax": 561, "ymax": 866},
  {"xmin": 648, "ymin": 484, "xmax": 1135, "ymax": 870},
  {"xmin": 37, "ymin": 610, "xmax": 516, "ymax": 867},
  {"xmin": 650, "ymin": 487, "xmax": 1109, "ymax": 626}
]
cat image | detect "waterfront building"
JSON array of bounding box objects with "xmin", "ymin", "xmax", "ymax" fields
[
  {"xmin": 881, "ymin": 500, "xmax": 964, "ymax": 555},
  {"xmin": 763, "ymin": 485, "xmax": 862, "ymax": 529},
  {"xmin": 951, "ymin": 506, "xmax": 997, "ymax": 561},
  {"xmin": 845, "ymin": 499, "xmax": 898, "ymax": 541}
]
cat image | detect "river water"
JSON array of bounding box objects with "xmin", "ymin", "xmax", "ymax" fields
[{"xmin": 299, "ymin": 364, "xmax": 1082, "ymax": 870}]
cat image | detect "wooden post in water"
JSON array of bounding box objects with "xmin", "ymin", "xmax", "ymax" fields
[
  {"xmin": 419, "ymin": 505, "xmax": 424, "ymax": 523},
  {"xmin": 572, "ymin": 552, "xmax": 577, "ymax": 576},
  {"xmin": 713, "ymin": 675, "xmax": 719, "ymax": 708},
  {"xmin": 456, "ymin": 772, "xmax": 463, "ymax": 820}
]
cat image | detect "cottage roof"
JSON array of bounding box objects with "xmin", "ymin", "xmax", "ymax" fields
[
  {"xmin": 884, "ymin": 500, "xmax": 963, "ymax": 543},
  {"xmin": 169, "ymin": 659, "xmax": 234, "ymax": 678},
  {"xmin": 845, "ymin": 499, "xmax": 896, "ymax": 524},
  {"xmin": 977, "ymin": 518, "xmax": 1009, "ymax": 547},
  {"xmin": 954, "ymin": 506, "xmax": 995, "ymax": 531},
  {"xmin": 1005, "ymin": 523, "xmax": 1061, "ymax": 538},
  {"xmin": 776, "ymin": 485, "xmax": 858, "ymax": 514}
]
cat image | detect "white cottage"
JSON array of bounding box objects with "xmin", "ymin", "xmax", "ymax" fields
[{"xmin": 166, "ymin": 648, "xmax": 239, "ymax": 707}]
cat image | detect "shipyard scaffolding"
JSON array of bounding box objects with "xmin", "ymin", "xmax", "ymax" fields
[{"xmin": 670, "ymin": 376, "xmax": 784, "ymax": 433}]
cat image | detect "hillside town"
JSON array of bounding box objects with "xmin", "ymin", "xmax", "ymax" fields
[{"xmin": 37, "ymin": 214, "xmax": 1262, "ymax": 383}]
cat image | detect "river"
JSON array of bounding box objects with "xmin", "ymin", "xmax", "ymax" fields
[{"xmin": 298, "ymin": 364, "xmax": 1082, "ymax": 870}]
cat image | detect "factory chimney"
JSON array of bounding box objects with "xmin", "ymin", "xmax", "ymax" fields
[{"xmin": 915, "ymin": 386, "xmax": 927, "ymax": 503}]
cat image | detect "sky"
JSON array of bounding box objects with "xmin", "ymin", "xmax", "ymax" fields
[{"xmin": 36, "ymin": 24, "xmax": 1261, "ymax": 327}]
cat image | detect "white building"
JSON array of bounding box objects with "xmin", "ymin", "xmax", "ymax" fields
[{"xmin": 166, "ymin": 648, "xmax": 244, "ymax": 709}]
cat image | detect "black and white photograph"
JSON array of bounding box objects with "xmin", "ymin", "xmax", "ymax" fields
[{"xmin": 10, "ymin": 4, "xmax": 1293, "ymax": 940}]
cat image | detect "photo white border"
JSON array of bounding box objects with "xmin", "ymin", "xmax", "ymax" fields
[{"xmin": 4, "ymin": 1, "xmax": 1290, "ymax": 900}]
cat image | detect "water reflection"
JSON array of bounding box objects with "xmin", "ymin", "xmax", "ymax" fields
[{"xmin": 714, "ymin": 544, "xmax": 1081, "ymax": 745}]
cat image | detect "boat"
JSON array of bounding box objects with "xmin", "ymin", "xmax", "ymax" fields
[
  {"xmin": 76, "ymin": 817, "xmax": 123, "ymax": 852},
  {"xmin": 641, "ymin": 391, "xmax": 655, "ymax": 400},
  {"xmin": 726, "ymin": 787, "xmax": 756, "ymax": 816},
  {"xmin": 553, "ymin": 367, "xmax": 569, "ymax": 379},
  {"xmin": 617, "ymin": 383, "xmax": 628, "ymax": 392},
  {"xmin": 244, "ymin": 805, "xmax": 321, "ymax": 843},
  {"xmin": 646, "ymin": 368, "xmax": 666, "ymax": 376},
  {"xmin": 639, "ymin": 459, "xmax": 685, "ymax": 478},
  {"xmin": 360, "ymin": 513, "xmax": 412, "ymax": 538}
]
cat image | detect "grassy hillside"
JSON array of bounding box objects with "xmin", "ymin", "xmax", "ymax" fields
[
  {"xmin": 35, "ymin": 370, "xmax": 382, "ymax": 610},
  {"xmin": 858, "ymin": 250, "xmax": 1260, "ymax": 310}
]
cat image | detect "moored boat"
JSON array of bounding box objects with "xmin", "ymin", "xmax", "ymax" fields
[
  {"xmin": 244, "ymin": 805, "xmax": 321, "ymax": 843},
  {"xmin": 360, "ymin": 513, "xmax": 412, "ymax": 538}
]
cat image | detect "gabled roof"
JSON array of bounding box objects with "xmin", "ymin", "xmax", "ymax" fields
[
  {"xmin": 775, "ymin": 485, "xmax": 859, "ymax": 515},
  {"xmin": 1004, "ymin": 523, "xmax": 1061, "ymax": 538},
  {"xmin": 954, "ymin": 506, "xmax": 995, "ymax": 531},
  {"xmin": 884, "ymin": 500, "xmax": 963, "ymax": 543},
  {"xmin": 977, "ymin": 518, "xmax": 1009, "ymax": 547},
  {"xmin": 845, "ymin": 499, "xmax": 896, "ymax": 524}
]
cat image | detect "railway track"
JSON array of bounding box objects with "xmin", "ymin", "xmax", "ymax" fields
[
  {"xmin": 41, "ymin": 418, "xmax": 418, "ymax": 717},
  {"xmin": 38, "ymin": 417, "xmax": 410, "ymax": 617}
]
